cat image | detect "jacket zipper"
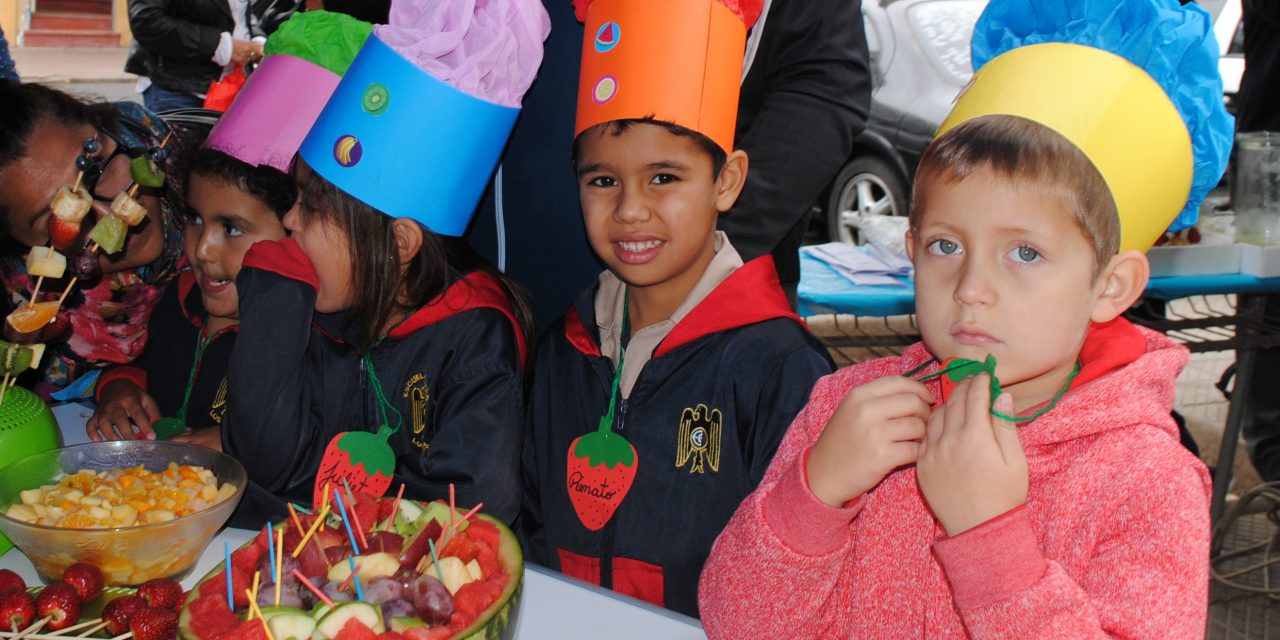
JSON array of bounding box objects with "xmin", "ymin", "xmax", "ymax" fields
[{"xmin": 600, "ymin": 395, "xmax": 629, "ymax": 590}]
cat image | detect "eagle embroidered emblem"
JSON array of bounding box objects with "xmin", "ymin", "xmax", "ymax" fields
[{"xmin": 676, "ymin": 404, "xmax": 722, "ymax": 474}]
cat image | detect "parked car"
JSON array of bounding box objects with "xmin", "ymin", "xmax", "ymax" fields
[
  {"xmin": 823, "ymin": 0, "xmax": 1242, "ymax": 245},
  {"xmin": 825, "ymin": 0, "xmax": 984, "ymax": 245}
]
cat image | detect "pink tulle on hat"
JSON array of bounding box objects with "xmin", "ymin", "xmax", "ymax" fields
[
  {"xmin": 373, "ymin": 0, "xmax": 550, "ymax": 108},
  {"xmin": 573, "ymin": 0, "xmax": 764, "ymax": 28}
]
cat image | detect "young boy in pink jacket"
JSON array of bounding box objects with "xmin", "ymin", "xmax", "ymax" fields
[{"xmin": 697, "ymin": 0, "xmax": 1234, "ymax": 638}]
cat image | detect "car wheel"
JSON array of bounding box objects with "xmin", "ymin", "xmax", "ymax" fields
[{"xmin": 826, "ymin": 155, "xmax": 909, "ymax": 245}]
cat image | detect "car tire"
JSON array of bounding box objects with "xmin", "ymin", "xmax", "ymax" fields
[{"xmin": 826, "ymin": 155, "xmax": 909, "ymax": 245}]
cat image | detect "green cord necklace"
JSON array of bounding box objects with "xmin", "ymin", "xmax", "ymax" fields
[{"xmin": 906, "ymin": 354, "xmax": 1080, "ymax": 423}]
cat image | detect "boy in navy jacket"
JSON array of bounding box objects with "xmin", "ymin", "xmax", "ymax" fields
[{"xmin": 520, "ymin": 0, "xmax": 832, "ymax": 616}]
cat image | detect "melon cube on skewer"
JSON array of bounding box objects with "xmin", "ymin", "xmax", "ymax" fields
[
  {"xmin": 110, "ymin": 192, "xmax": 147, "ymax": 226},
  {"xmin": 51, "ymin": 185, "xmax": 92, "ymax": 223},
  {"xmin": 24, "ymin": 246, "xmax": 67, "ymax": 279},
  {"xmin": 88, "ymin": 214, "xmax": 127, "ymax": 255}
]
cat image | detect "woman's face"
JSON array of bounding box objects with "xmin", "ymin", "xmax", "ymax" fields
[{"xmin": 0, "ymin": 121, "xmax": 165, "ymax": 272}]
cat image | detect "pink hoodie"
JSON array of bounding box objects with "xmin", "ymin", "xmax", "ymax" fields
[{"xmin": 698, "ymin": 319, "xmax": 1210, "ymax": 638}]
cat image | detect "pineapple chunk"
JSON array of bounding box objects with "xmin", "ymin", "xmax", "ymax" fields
[
  {"xmin": 19, "ymin": 488, "xmax": 43, "ymax": 504},
  {"xmin": 110, "ymin": 193, "xmax": 147, "ymax": 226},
  {"xmin": 213, "ymin": 483, "xmax": 237, "ymax": 504},
  {"xmin": 144, "ymin": 508, "xmax": 175, "ymax": 524},
  {"xmin": 5, "ymin": 504, "xmax": 36, "ymax": 522},
  {"xmin": 25, "ymin": 247, "xmax": 67, "ymax": 279},
  {"xmin": 111, "ymin": 504, "xmax": 138, "ymax": 527},
  {"xmin": 51, "ymin": 185, "xmax": 91, "ymax": 223},
  {"xmin": 88, "ymin": 506, "xmax": 110, "ymax": 521},
  {"xmin": 27, "ymin": 343, "xmax": 46, "ymax": 370}
]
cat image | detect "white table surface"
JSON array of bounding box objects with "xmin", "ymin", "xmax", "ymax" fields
[{"xmin": 0, "ymin": 402, "xmax": 706, "ymax": 639}]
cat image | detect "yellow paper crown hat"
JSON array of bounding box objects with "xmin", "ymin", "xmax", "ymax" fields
[
  {"xmin": 574, "ymin": 0, "xmax": 764, "ymax": 153},
  {"xmin": 938, "ymin": 0, "xmax": 1233, "ymax": 253}
]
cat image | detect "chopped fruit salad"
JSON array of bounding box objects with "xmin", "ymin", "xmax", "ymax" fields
[{"xmin": 3, "ymin": 463, "xmax": 238, "ymax": 529}]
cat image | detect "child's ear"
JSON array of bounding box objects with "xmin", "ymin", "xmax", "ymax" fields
[
  {"xmin": 391, "ymin": 218, "xmax": 424, "ymax": 267},
  {"xmin": 714, "ymin": 150, "xmax": 750, "ymax": 213},
  {"xmin": 1091, "ymin": 250, "xmax": 1150, "ymax": 323},
  {"xmin": 905, "ymin": 228, "xmax": 916, "ymax": 262}
]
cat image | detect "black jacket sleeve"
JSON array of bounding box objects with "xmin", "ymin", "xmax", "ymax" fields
[
  {"xmin": 392, "ymin": 309, "xmax": 526, "ymax": 526},
  {"xmin": 128, "ymin": 0, "xmax": 223, "ymax": 61},
  {"xmin": 739, "ymin": 335, "xmax": 833, "ymax": 484},
  {"xmin": 720, "ymin": 0, "xmax": 872, "ymax": 261}
]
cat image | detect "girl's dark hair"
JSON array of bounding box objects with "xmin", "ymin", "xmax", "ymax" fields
[
  {"xmin": 0, "ymin": 83, "xmax": 117, "ymax": 230},
  {"xmin": 295, "ymin": 159, "xmax": 536, "ymax": 354},
  {"xmin": 572, "ymin": 117, "xmax": 729, "ymax": 177},
  {"xmin": 181, "ymin": 148, "xmax": 298, "ymax": 221}
]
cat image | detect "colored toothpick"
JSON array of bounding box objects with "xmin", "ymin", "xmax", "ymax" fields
[
  {"xmin": 455, "ymin": 503, "xmax": 484, "ymax": 532},
  {"xmin": 347, "ymin": 557, "xmax": 364, "ymax": 601},
  {"xmin": 448, "ymin": 484, "xmax": 456, "ymax": 533},
  {"xmin": 292, "ymin": 505, "xmax": 329, "ymax": 557},
  {"xmin": 291, "ymin": 502, "xmax": 313, "ymax": 515},
  {"xmin": 427, "ymin": 539, "xmax": 444, "ymax": 583},
  {"xmin": 266, "ymin": 523, "xmax": 276, "ymax": 586},
  {"xmin": 385, "ymin": 484, "xmax": 405, "ymax": 532},
  {"xmin": 274, "ymin": 527, "xmax": 284, "ymax": 607},
  {"xmin": 287, "ymin": 503, "xmax": 305, "ymax": 536},
  {"xmin": 292, "ymin": 570, "xmax": 335, "ymax": 607},
  {"xmin": 333, "ymin": 488, "xmax": 360, "ymax": 553},
  {"xmin": 224, "ymin": 542, "xmax": 234, "ymax": 610},
  {"xmin": 250, "ymin": 571, "xmax": 261, "ymax": 613}
]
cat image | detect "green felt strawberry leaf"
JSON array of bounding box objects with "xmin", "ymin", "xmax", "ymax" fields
[
  {"xmin": 572, "ymin": 429, "xmax": 636, "ymax": 468},
  {"xmin": 941, "ymin": 355, "xmax": 1002, "ymax": 405},
  {"xmin": 336, "ymin": 428, "xmax": 395, "ymax": 476}
]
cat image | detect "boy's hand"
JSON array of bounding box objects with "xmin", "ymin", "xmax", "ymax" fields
[
  {"xmin": 170, "ymin": 426, "xmax": 222, "ymax": 452},
  {"xmin": 86, "ymin": 380, "xmax": 161, "ymax": 442},
  {"xmin": 917, "ymin": 374, "xmax": 1028, "ymax": 536},
  {"xmin": 807, "ymin": 376, "xmax": 933, "ymax": 507}
]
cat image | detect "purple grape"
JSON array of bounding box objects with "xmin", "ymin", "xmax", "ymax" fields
[
  {"xmin": 256, "ymin": 582, "xmax": 305, "ymax": 609},
  {"xmin": 71, "ymin": 251, "xmax": 101, "ymax": 280},
  {"xmin": 393, "ymin": 569, "xmax": 417, "ymax": 591},
  {"xmin": 380, "ymin": 598, "xmax": 416, "ymax": 623},
  {"xmin": 320, "ymin": 578, "xmax": 353, "ymax": 604},
  {"xmin": 3, "ymin": 322, "xmax": 40, "ymax": 345},
  {"xmin": 410, "ymin": 575, "xmax": 453, "ymax": 625},
  {"xmin": 259, "ymin": 554, "xmax": 300, "ymax": 586},
  {"xmin": 362, "ymin": 576, "xmax": 404, "ymax": 604}
]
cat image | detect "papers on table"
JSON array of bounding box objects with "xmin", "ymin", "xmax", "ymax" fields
[{"xmin": 803, "ymin": 242, "xmax": 912, "ymax": 287}]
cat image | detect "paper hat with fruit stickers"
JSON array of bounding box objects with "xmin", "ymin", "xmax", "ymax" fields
[
  {"xmin": 297, "ymin": 0, "xmax": 550, "ymax": 236},
  {"xmin": 573, "ymin": 0, "xmax": 765, "ymax": 153},
  {"xmin": 204, "ymin": 11, "xmax": 371, "ymax": 173},
  {"xmin": 937, "ymin": 0, "xmax": 1233, "ymax": 254}
]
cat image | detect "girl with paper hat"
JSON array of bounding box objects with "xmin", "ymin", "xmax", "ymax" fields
[
  {"xmin": 699, "ymin": 0, "xmax": 1230, "ymax": 637},
  {"xmin": 86, "ymin": 11, "xmax": 370, "ymax": 446},
  {"xmin": 222, "ymin": 0, "xmax": 548, "ymax": 527}
]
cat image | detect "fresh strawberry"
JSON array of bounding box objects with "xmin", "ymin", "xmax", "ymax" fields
[
  {"xmin": 0, "ymin": 569, "xmax": 25, "ymax": 595},
  {"xmin": 101, "ymin": 595, "xmax": 147, "ymax": 636},
  {"xmin": 214, "ymin": 617, "xmax": 268, "ymax": 640},
  {"xmin": 34, "ymin": 583, "xmax": 81, "ymax": 631},
  {"xmin": 39, "ymin": 312, "xmax": 71, "ymax": 342},
  {"xmin": 0, "ymin": 590, "xmax": 35, "ymax": 632},
  {"xmin": 376, "ymin": 497, "xmax": 397, "ymax": 526},
  {"xmin": 60, "ymin": 562, "xmax": 104, "ymax": 603},
  {"xmin": 48, "ymin": 216, "xmax": 81, "ymax": 252},
  {"xmin": 129, "ymin": 607, "xmax": 178, "ymax": 640},
  {"xmin": 137, "ymin": 578, "xmax": 184, "ymax": 610},
  {"xmin": 565, "ymin": 432, "xmax": 638, "ymax": 530}
]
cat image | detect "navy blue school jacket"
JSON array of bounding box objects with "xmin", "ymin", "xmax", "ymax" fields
[
  {"xmin": 97, "ymin": 270, "xmax": 235, "ymax": 432},
  {"xmin": 520, "ymin": 256, "xmax": 834, "ymax": 617},
  {"xmin": 223, "ymin": 239, "xmax": 527, "ymax": 528}
]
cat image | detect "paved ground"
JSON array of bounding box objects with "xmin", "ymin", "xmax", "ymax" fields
[{"xmin": 11, "ymin": 45, "xmax": 137, "ymax": 102}]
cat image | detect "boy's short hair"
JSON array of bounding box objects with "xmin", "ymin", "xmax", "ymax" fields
[
  {"xmin": 181, "ymin": 148, "xmax": 298, "ymax": 222},
  {"xmin": 910, "ymin": 115, "xmax": 1119, "ymax": 277},
  {"xmin": 572, "ymin": 117, "xmax": 729, "ymax": 177}
]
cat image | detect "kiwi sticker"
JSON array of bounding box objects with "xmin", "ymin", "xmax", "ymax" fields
[
  {"xmin": 334, "ymin": 135, "xmax": 363, "ymax": 167},
  {"xmin": 594, "ymin": 22, "xmax": 620, "ymax": 53},
  {"xmin": 592, "ymin": 75, "xmax": 618, "ymax": 105},
  {"xmin": 676, "ymin": 404, "xmax": 721, "ymax": 474},
  {"xmin": 363, "ymin": 83, "xmax": 390, "ymax": 115}
]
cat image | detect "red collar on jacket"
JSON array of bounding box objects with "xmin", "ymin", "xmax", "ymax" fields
[
  {"xmin": 564, "ymin": 255, "xmax": 801, "ymax": 358},
  {"xmin": 1071, "ymin": 316, "xmax": 1147, "ymax": 390},
  {"xmin": 388, "ymin": 271, "xmax": 528, "ymax": 367}
]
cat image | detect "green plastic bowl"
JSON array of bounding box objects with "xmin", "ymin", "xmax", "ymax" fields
[{"xmin": 0, "ymin": 387, "xmax": 61, "ymax": 556}]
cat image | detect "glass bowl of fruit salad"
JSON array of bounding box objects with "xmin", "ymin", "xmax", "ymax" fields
[{"xmin": 0, "ymin": 440, "xmax": 246, "ymax": 586}]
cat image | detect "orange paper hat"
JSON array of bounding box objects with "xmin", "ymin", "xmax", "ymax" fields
[{"xmin": 574, "ymin": 0, "xmax": 764, "ymax": 153}]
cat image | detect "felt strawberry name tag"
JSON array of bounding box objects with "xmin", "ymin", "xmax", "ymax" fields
[{"xmin": 314, "ymin": 427, "xmax": 395, "ymax": 506}]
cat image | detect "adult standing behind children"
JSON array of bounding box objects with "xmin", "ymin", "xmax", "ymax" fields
[
  {"xmin": 699, "ymin": 0, "xmax": 1233, "ymax": 637},
  {"xmin": 223, "ymin": 0, "xmax": 548, "ymax": 527},
  {"xmin": 0, "ymin": 84, "xmax": 192, "ymax": 395},
  {"xmin": 520, "ymin": 0, "xmax": 834, "ymax": 617}
]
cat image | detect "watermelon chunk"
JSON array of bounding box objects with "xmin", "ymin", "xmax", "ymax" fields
[
  {"xmin": 439, "ymin": 534, "xmax": 478, "ymax": 564},
  {"xmin": 332, "ymin": 618, "xmax": 378, "ymax": 640},
  {"xmin": 184, "ymin": 597, "xmax": 240, "ymax": 640},
  {"xmin": 198, "ymin": 566, "xmax": 251, "ymax": 609},
  {"xmin": 215, "ymin": 618, "xmax": 270, "ymax": 640}
]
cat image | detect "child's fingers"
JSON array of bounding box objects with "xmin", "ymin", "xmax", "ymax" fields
[
  {"xmin": 859, "ymin": 374, "xmax": 936, "ymax": 405},
  {"xmin": 883, "ymin": 439, "xmax": 921, "ymax": 470},
  {"xmin": 136, "ymin": 393, "xmax": 163, "ymax": 428},
  {"xmin": 990, "ymin": 392, "xmax": 1023, "ymax": 461},
  {"xmin": 961, "ymin": 373, "xmax": 994, "ymax": 437},
  {"xmin": 884, "ymin": 416, "xmax": 926, "ymax": 443}
]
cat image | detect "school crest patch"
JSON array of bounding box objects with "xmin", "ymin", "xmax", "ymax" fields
[
  {"xmin": 676, "ymin": 404, "xmax": 722, "ymax": 474},
  {"xmin": 403, "ymin": 373, "xmax": 430, "ymax": 451}
]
